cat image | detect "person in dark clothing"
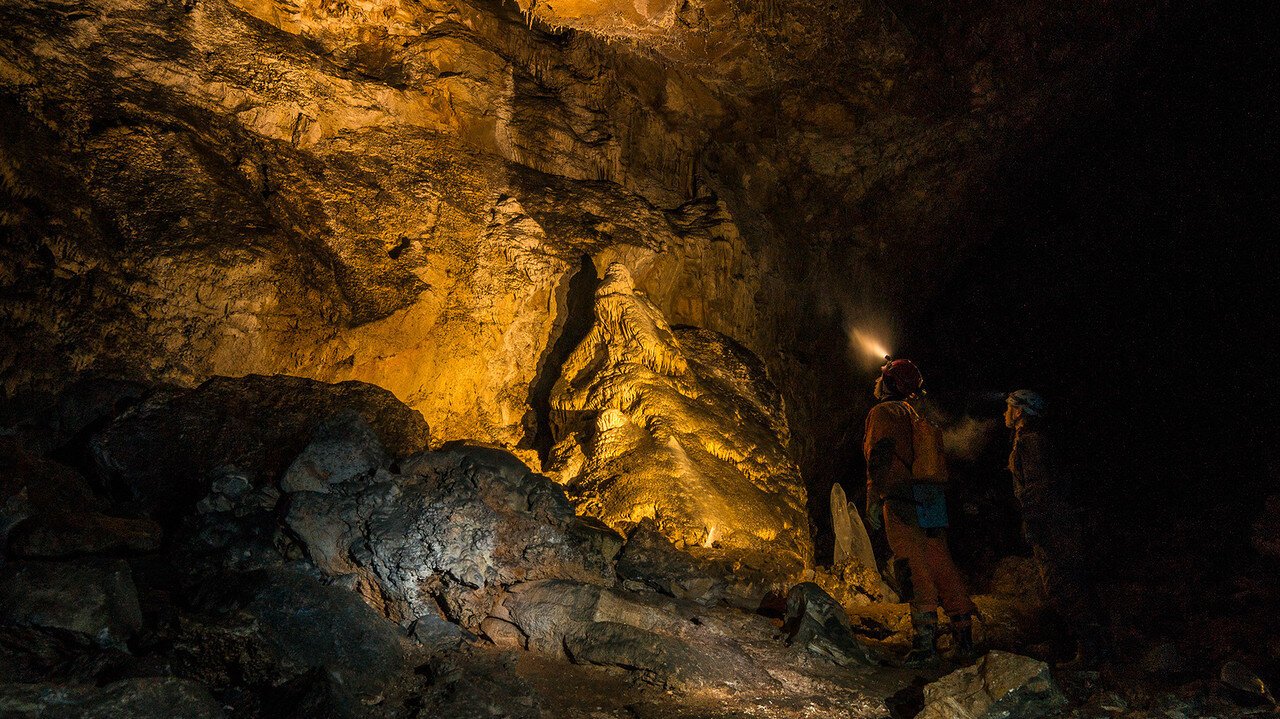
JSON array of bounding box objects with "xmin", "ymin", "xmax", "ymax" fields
[{"xmin": 1005, "ymin": 390, "xmax": 1108, "ymax": 667}]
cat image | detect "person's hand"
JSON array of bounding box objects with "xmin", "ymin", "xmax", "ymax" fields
[{"xmin": 866, "ymin": 499, "xmax": 884, "ymax": 532}]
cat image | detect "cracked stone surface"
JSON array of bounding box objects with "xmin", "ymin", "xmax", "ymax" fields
[{"xmin": 286, "ymin": 444, "xmax": 622, "ymax": 630}]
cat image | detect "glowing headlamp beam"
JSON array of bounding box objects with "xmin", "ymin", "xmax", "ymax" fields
[{"xmin": 851, "ymin": 329, "xmax": 891, "ymax": 361}]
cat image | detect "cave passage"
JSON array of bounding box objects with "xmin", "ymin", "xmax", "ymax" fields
[{"xmin": 0, "ymin": 0, "xmax": 1275, "ymax": 717}]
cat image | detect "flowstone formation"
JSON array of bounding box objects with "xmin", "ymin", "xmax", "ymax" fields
[{"xmin": 548, "ymin": 262, "xmax": 811, "ymax": 576}]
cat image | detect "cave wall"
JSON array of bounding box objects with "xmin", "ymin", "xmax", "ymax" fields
[
  {"xmin": 0, "ymin": 0, "xmax": 770, "ymax": 448},
  {"xmin": 1, "ymin": 0, "xmax": 1162, "ymax": 529}
]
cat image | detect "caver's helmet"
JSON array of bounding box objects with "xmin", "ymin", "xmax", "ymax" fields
[
  {"xmin": 1006, "ymin": 389, "xmax": 1046, "ymax": 416},
  {"xmin": 880, "ymin": 359, "xmax": 924, "ymax": 398}
]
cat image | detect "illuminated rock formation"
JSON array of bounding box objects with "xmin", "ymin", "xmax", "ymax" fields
[
  {"xmin": 286, "ymin": 444, "xmax": 621, "ymax": 631},
  {"xmin": 917, "ymin": 651, "xmax": 1068, "ymax": 719},
  {"xmin": 0, "ymin": 0, "xmax": 1152, "ymax": 487},
  {"xmin": 0, "ymin": 0, "xmax": 766, "ymax": 454},
  {"xmin": 548, "ymin": 262, "xmax": 811, "ymax": 574}
]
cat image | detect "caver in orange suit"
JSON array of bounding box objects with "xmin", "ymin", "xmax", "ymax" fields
[{"xmin": 863, "ymin": 359, "xmax": 976, "ymax": 664}]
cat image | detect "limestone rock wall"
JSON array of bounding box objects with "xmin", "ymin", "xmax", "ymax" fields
[
  {"xmin": 1, "ymin": 0, "xmax": 1161, "ymax": 500},
  {"xmin": 0, "ymin": 0, "xmax": 762, "ymax": 452}
]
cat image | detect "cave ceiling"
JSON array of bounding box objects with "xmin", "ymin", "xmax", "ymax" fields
[{"xmin": 0, "ymin": 0, "xmax": 1161, "ymax": 479}]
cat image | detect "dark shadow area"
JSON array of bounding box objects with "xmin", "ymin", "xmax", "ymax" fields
[
  {"xmin": 887, "ymin": 0, "xmax": 1278, "ymax": 678},
  {"xmin": 911, "ymin": 0, "xmax": 1276, "ymax": 514},
  {"xmin": 885, "ymin": 677, "xmax": 928, "ymax": 719},
  {"xmin": 526, "ymin": 254, "xmax": 600, "ymax": 467}
]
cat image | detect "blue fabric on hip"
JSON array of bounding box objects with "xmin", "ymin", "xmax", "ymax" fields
[{"xmin": 913, "ymin": 484, "xmax": 949, "ymax": 529}]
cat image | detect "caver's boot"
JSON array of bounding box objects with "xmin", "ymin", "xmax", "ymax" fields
[
  {"xmin": 948, "ymin": 612, "xmax": 978, "ymax": 661},
  {"xmin": 903, "ymin": 610, "xmax": 940, "ymax": 667}
]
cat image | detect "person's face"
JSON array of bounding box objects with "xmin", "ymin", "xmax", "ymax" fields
[{"xmin": 1003, "ymin": 402, "xmax": 1020, "ymax": 429}]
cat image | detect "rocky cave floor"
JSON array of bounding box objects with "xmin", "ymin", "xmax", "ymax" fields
[{"xmin": 2, "ymin": 374, "xmax": 1278, "ymax": 719}]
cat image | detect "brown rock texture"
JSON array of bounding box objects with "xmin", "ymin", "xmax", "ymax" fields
[
  {"xmin": 0, "ymin": 0, "xmax": 758, "ymax": 453},
  {"xmin": 0, "ymin": 0, "xmax": 1159, "ymax": 489},
  {"xmin": 917, "ymin": 650, "xmax": 1068, "ymax": 719}
]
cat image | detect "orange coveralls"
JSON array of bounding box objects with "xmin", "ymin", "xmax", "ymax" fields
[{"xmin": 864, "ymin": 401, "xmax": 975, "ymax": 616}]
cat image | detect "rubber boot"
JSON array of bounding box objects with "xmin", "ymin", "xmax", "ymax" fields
[
  {"xmin": 903, "ymin": 610, "xmax": 939, "ymax": 667},
  {"xmin": 949, "ymin": 612, "xmax": 978, "ymax": 661}
]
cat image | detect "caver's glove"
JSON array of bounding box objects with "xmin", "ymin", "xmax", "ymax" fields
[{"xmin": 866, "ymin": 499, "xmax": 884, "ymax": 532}]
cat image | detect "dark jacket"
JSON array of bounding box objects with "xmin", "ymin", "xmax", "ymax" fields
[{"xmin": 1008, "ymin": 425, "xmax": 1073, "ymax": 542}]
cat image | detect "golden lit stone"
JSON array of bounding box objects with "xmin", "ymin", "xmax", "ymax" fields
[{"xmin": 548, "ymin": 263, "xmax": 811, "ymax": 574}]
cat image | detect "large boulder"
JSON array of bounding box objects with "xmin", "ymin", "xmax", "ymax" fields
[
  {"xmin": 548, "ymin": 263, "xmax": 812, "ymax": 578},
  {"xmin": 91, "ymin": 375, "xmax": 430, "ymax": 517},
  {"xmin": 286, "ymin": 444, "xmax": 621, "ymax": 630},
  {"xmin": 279, "ymin": 411, "xmax": 387, "ymax": 494},
  {"xmin": 174, "ymin": 569, "xmax": 410, "ymax": 704},
  {"xmin": 616, "ymin": 518, "xmax": 781, "ymax": 608},
  {"xmin": 493, "ymin": 579, "xmax": 777, "ymax": 691},
  {"xmin": 782, "ymin": 582, "xmax": 880, "ymax": 667},
  {"xmin": 917, "ymin": 651, "xmax": 1068, "ymax": 719},
  {"xmin": 0, "ymin": 439, "xmax": 161, "ymax": 558},
  {"xmin": 0, "ymin": 678, "xmax": 226, "ymax": 719},
  {"xmin": 0, "ymin": 559, "xmax": 142, "ymax": 648}
]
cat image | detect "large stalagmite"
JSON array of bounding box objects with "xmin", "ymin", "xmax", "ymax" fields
[{"xmin": 548, "ymin": 262, "xmax": 811, "ymax": 574}]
